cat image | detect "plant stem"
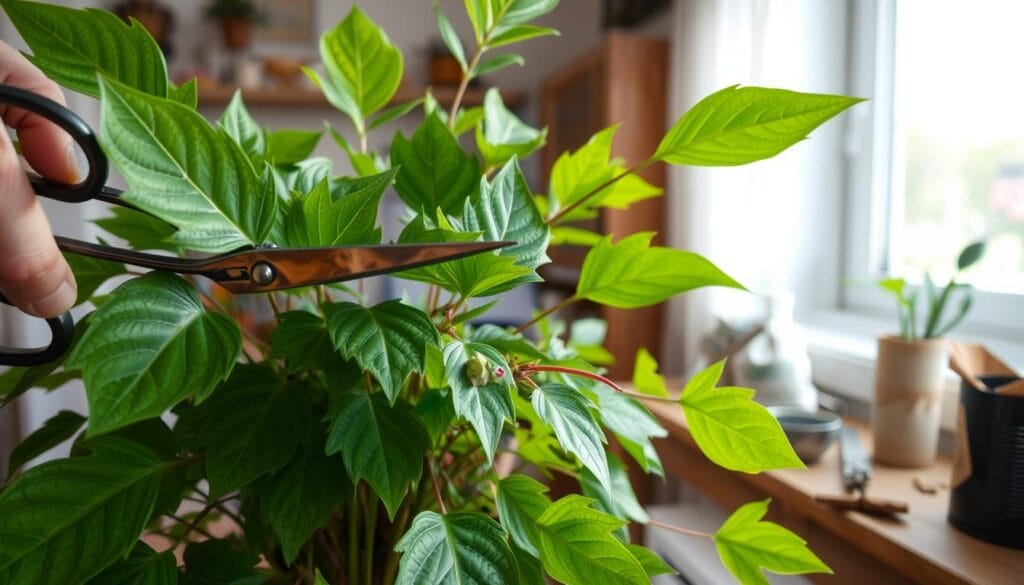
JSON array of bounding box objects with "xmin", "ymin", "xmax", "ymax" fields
[
  {"xmin": 647, "ymin": 518, "xmax": 712, "ymax": 539},
  {"xmin": 448, "ymin": 49, "xmax": 485, "ymax": 127},
  {"xmin": 267, "ymin": 292, "xmax": 282, "ymax": 318},
  {"xmin": 168, "ymin": 502, "xmax": 217, "ymax": 550},
  {"xmin": 547, "ymin": 159, "xmax": 655, "ymax": 225},
  {"xmin": 363, "ymin": 496, "xmax": 378, "ymax": 585},
  {"xmin": 166, "ymin": 513, "xmax": 216, "ymax": 540},
  {"xmin": 427, "ymin": 456, "xmax": 448, "ymax": 514},
  {"xmin": 520, "ymin": 363, "xmax": 678, "ymax": 403},
  {"xmin": 317, "ymin": 531, "xmax": 344, "ymax": 584},
  {"xmin": 514, "ymin": 295, "xmax": 578, "ymax": 334},
  {"xmin": 347, "ymin": 501, "xmax": 359, "ymax": 585}
]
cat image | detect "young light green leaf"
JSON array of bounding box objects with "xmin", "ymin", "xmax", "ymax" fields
[
  {"xmin": 201, "ymin": 365, "xmax": 312, "ymax": 496},
  {"xmin": 391, "ymin": 113, "xmax": 482, "ymax": 215},
  {"xmin": 534, "ymin": 495, "xmax": 648, "ymax": 585},
  {"xmin": 464, "ymin": 157, "xmax": 550, "ymax": 271},
  {"xmin": 632, "ymin": 347, "xmax": 670, "ymax": 398},
  {"xmin": 577, "ymin": 232, "xmax": 744, "ymax": 308},
  {"xmin": 6, "ymin": 410, "xmax": 85, "ymax": 477},
  {"xmin": 325, "ymin": 122, "xmax": 382, "ymax": 177},
  {"xmin": 84, "ymin": 541, "xmax": 177, "ymax": 585},
  {"xmin": 654, "ymin": 85, "xmax": 863, "ymax": 166},
  {"xmin": 67, "ymin": 273, "xmax": 241, "ymax": 436},
  {"xmin": 496, "ymin": 474, "xmax": 552, "ymax": 557},
  {"xmin": 286, "ymin": 170, "xmax": 394, "ymax": 247},
  {"xmin": 368, "ymin": 98, "xmax": 425, "ymax": 131},
  {"xmin": 436, "ymin": 4, "xmax": 467, "ymax": 71},
  {"xmin": 475, "ymin": 89, "xmax": 547, "ymax": 167},
  {"xmin": 219, "ymin": 91, "xmax": 266, "ymax": 162},
  {"xmin": 324, "ymin": 300, "xmax": 438, "ymax": 402},
  {"xmin": 588, "ymin": 384, "xmax": 667, "ymax": 476},
  {"xmin": 453, "ymin": 106, "xmax": 486, "ymax": 136},
  {"xmin": 626, "ymin": 545, "xmax": 676, "ymax": 578},
  {"xmin": 169, "ymin": 78, "xmax": 198, "ymax": 109},
  {"xmin": 496, "ymin": 0, "xmax": 561, "ymax": 27},
  {"xmin": 261, "ymin": 435, "xmax": 349, "ymax": 564},
  {"xmin": 714, "ymin": 499, "xmax": 831, "ymax": 584},
  {"xmin": 266, "ymin": 129, "xmax": 322, "ymax": 166},
  {"xmin": 0, "ymin": 437, "xmax": 168, "ymax": 585},
  {"xmin": 473, "ymin": 53, "xmax": 525, "ymax": 77},
  {"xmin": 314, "ymin": 6, "xmax": 403, "ymax": 132},
  {"xmin": 64, "ymin": 252, "xmax": 125, "ymax": 306},
  {"xmin": 678, "ymin": 360, "xmax": 803, "ymax": 473},
  {"xmin": 532, "ymin": 383, "xmax": 610, "ymax": 492},
  {"xmin": 488, "ymin": 24, "xmax": 559, "ymax": 48},
  {"xmin": 98, "ymin": 77, "xmax": 277, "ymax": 252},
  {"xmin": 94, "ymin": 207, "xmax": 179, "ymax": 253},
  {"xmin": 443, "ymin": 341, "xmax": 515, "ymax": 464},
  {"xmin": 551, "ymin": 225, "xmax": 602, "ymax": 246},
  {"xmin": 325, "ymin": 392, "xmax": 429, "ymax": 518},
  {"xmin": 0, "ymin": 0, "xmax": 168, "ymax": 98},
  {"xmin": 395, "ymin": 511, "xmax": 519, "ymax": 585},
  {"xmin": 580, "ymin": 451, "xmax": 649, "ymax": 526}
]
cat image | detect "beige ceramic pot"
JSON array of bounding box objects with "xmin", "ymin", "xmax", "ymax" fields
[{"xmin": 872, "ymin": 335, "xmax": 948, "ymax": 467}]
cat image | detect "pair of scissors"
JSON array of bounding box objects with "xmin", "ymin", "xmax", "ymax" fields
[{"xmin": 0, "ymin": 84, "xmax": 511, "ymax": 367}]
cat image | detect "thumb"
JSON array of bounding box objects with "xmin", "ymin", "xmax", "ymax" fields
[{"xmin": 0, "ymin": 128, "xmax": 77, "ymax": 318}]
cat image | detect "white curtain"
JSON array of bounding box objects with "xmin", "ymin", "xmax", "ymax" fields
[{"xmin": 661, "ymin": 0, "xmax": 851, "ymax": 374}]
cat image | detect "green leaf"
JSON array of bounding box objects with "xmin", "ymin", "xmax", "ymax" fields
[
  {"xmin": 391, "ymin": 113, "xmax": 482, "ymax": 215},
  {"xmin": 472, "ymin": 53, "xmax": 524, "ymax": 77},
  {"xmin": 626, "ymin": 544, "xmax": 676, "ymax": 578},
  {"xmin": 0, "ymin": 0, "xmax": 168, "ymax": 98},
  {"xmin": 219, "ymin": 91, "xmax": 266, "ymax": 162},
  {"xmin": 85, "ymin": 541, "xmax": 177, "ymax": 585},
  {"xmin": 475, "ymin": 89, "xmax": 547, "ymax": 167},
  {"xmin": 325, "ymin": 122, "xmax": 383, "ymax": 177},
  {"xmin": 632, "ymin": 347, "xmax": 670, "ymax": 398},
  {"xmin": 67, "ymin": 273, "xmax": 241, "ymax": 436},
  {"xmin": 266, "ymin": 129, "xmax": 322, "ymax": 166},
  {"xmin": 577, "ymin": 232, "xmax": 744, "ymax": 308},
  {"xmin": 532, "ymin": 383, "xmax": 609, "ymax": 492},
  {"xmin": 169, "ymin": 78, "xmax": 198, "ymax": 109},
  {"xmin": 496, "ymin": 474, "xmax": 551, "ymax": 557},
  {"xmin": 488, "ymin": 24, "xmax": 559, "ymax": 48},
  {"xmin": 98, "ymin": 77, "xmax": 278, "ymax": 252},
  {"xmin": 396, "ymin": 511, "xmax": 519, "ymax": 585},
  {"xmin": 436, "ymin": 4, "xmax": 467, "ymax": 71},
  {"xmin": 0, "ymin": 437, "xmax": 168, "ymax": 585},
  {"xmin": 315, "ymin": 6, "xmax": 403, "ymax": 132},
  {"xmin": 714, "ymin": 499, "xmax": 831, "ymax": 584},
  {"xmin": 464, "ymin": 157, "xmax": 550, "ymax": 272},
  {"xmin": 324, "ymin": 300, "xmax": 438, "ymax": 402},
  {"xmin": 368, "ymin": 98, "xmax": 425, "ymax": 131},
  {"xmin": 94, "ymin": 207, "xmax": 179, "ymax": 253},
  {"xmin": 261, "ymin": 434, "xmax": 349, "ymax": 564},
  {"xmin": 269, "ymin": 310, "xmax": 339, "ymax": 373},
  {"xmin": 678, "ymin": 361, "xmax": 803, "ymax": 473},
  {"xmin": 654, "ymin": 85, "xmax": 863, "ymax": 166},
  {"xmin": 453, "ymin": 106, "xmax": 485, "ymax": 136},
  {"xmin": 496, "ymin": 0, "xmax": 561, "ymax": 27},
  {"xmin": 6, "ymin": 410, "xmax": 85, "ymax": 477},
  {"xmin": 64, "ymin": 252, "xmax": 125, "ymax": 306},
  {"xmin": 588, "ymin": 384, "xmax": 666, "ymax": 476},
  {"xmin": 468, "ymin": 323, "xmax": 546, "ymax": 361},
  {"xmin": 957, "ymin": 240, "xmax": 987, "ymax": 270},
  {"xmin": 325, "ymin": 392, "xmax": 429, "ymax": 518},
  {"xmin": 443, "ymin": 341, "xmax": 515, "ymax": 464},
  {"xmin": 534, "ymin": 495, "xmax": 648, "ymax": 585},
  {"xmin": 285, "ymin": 170, "xmax": 394, "ymax": 247},
  {"xmin": 181, "ymin": 539, "xmax": 262, "ymax": 585},
  {"xmin": 415, "ymin": 387, "xmax": 455, "ymax": 446},
  {"xmin": 579, "ymin": 451, "xmax": 649, "ymax": 528},
  {"xmin": 275, "ymin": 157, "xmax": 333, "ymax": 197},
  {"xmin": 201, "ymin": 365, "xmax": 312, "ymax": 496},
  {"xmin": 512, "ymin": 543, "xmax": 545, "ymax": 585},
  {"xmin": 551, "ymin": 226, "xmax": 602, "ymax": 246}
]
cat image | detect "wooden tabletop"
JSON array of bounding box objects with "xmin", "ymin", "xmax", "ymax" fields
[{"xmin": 646, "ymin": 400, "xmax": 1024, "ymax": 585}]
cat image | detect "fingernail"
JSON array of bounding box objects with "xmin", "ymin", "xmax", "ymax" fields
[
  {"xmin": 31, "ymin": 277, "xmax": 77, "ymax": 318},
  {"xmin": 64, "ymin": 142, "xmax": 82, "ymax": 184}
]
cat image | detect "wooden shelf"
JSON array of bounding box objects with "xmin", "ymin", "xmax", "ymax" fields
[
  {"xmin": 196, "ymin": 83, "xmax": 524, "ymax": 109},
  {"xmin": 644, "ymin": 396, "xmax": 1024, "ymax": 585}
]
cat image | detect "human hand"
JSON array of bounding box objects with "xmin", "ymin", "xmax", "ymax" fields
[{"xmin": 0, "ymin": 39, "xmax": 78, "ymax": 318}]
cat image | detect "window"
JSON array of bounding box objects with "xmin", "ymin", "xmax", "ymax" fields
[{"xmin": 844, "ymin": 0, "xmax": 1024, "ymax": 339}]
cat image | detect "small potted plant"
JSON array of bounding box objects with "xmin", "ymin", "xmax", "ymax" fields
[
  {"xmin": 205, "ymin": 0, "xmax": 262, "ymax": 50},
  {"xmin": 873, "ymin": 241, "xmax": 986, "ymax": 467}
]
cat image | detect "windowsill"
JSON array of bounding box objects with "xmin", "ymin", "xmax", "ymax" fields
[{"xmin": 799, "ymin": 309, "xmax": 1024, "ymax": 433}]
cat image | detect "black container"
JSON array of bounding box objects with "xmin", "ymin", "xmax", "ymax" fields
[{"xmin": 948, "ymin": 375, "xmax": 1024, "ymax": 549}]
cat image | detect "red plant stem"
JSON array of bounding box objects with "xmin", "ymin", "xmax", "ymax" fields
[
  {"xmin": 547, "ymin": 159, "xmax": 655, "ymax": 225},
  {"xmin": 520, "ymin": 364, "xmax": 677, "ymax": 403},
  {"xmin": 427, "ymin": 457, "xmax": 448, "ymax": 514},
  {"xmin": 513, "ymin": 295, "xmax": 577, "ymax": 334}
]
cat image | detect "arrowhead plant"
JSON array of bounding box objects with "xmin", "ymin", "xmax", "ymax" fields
[{"xmin": 0, "ymin": 0, "xmax": 859, "ymax": 583}]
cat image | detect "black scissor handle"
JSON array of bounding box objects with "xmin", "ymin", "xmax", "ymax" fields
[
  {"xmin": 0, "ymin": 84, "xmax": 108, "ymax": 203},
  {"xmin": 0, "ymin": 292, "xmax": 75, "ymax": 367}
]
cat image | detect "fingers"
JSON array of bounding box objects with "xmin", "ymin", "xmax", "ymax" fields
[
  {"xmin": 0, "ymin": 41, "xmax": 77, "ymax": 318},
  {"xmin": 0, "ymin": 40, "xmax": 78, "ymax": 183}
]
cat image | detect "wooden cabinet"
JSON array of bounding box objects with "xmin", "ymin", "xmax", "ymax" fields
[{"xmin": 539, "ymin": 33, "xmax": 668, "ymax": 379}]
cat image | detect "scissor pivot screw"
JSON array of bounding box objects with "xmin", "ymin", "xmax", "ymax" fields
[{"xmin": 252, "ymin": 262, "xmax": 276, "ymax": 286}]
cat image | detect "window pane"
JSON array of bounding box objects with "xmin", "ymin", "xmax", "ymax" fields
[{"xmin": 891, "ymin": 1, "xmax": 1024, "ymax": 294}]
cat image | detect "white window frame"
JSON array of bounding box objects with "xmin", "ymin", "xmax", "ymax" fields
[{"xmin": 841, "ymin": 0, "xmax": 1024, "ymax": 343}]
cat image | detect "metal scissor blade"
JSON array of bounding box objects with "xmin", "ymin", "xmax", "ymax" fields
[{"xmin": 204, "ymin": 241, "xmax": 515, "ymax": 293}]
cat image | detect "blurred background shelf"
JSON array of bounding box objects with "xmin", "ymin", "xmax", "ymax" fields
[{"xmin": 196, "ymin": 83, "xmax": 525, "ymax": 109}]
